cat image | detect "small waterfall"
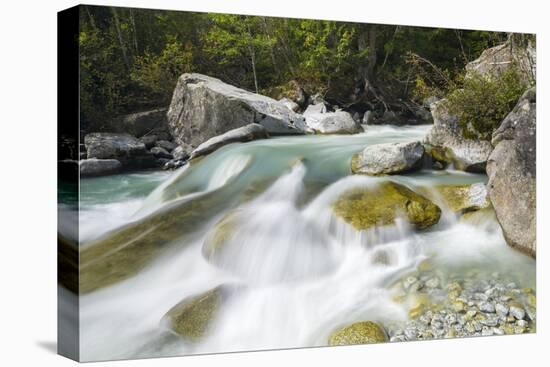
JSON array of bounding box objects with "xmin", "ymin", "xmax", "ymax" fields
[{"xmin": 207, "ymin": 154, "xmax": 252, "ymax": 190}]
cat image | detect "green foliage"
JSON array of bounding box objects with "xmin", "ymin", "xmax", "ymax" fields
[
  {"xmin": 78, "ymin": 5, "xmax": 513, "ymax": 131},
  {"xmin": 131, "ymin": 37, "xmax": 194, "ymax": 103},
  {"xmin": 447, "ymin": 66, "xmax": 527, "ymax": 140}
]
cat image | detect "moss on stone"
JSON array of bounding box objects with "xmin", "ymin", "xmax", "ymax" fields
[
  {"xmin": 418, "ymin": 183, "xmax": 490, "ymax": 214},
  {"xmin": 163, "ymin": 287, "xmax": 222, "ymax": 342},
  {"xmin": 350, "ymin": 153, "xmax": 362, "ymax": 174},
  {"xmin": 332, "ymin": 181, "xmax": 441, "ymax": 230},
  {"xmin": 328, "ymin": 321, "xmax": 387, "ymax": 346},
  {"xmin": 80, "ymin": 185, "xmax": 238, "ymax": 294}
]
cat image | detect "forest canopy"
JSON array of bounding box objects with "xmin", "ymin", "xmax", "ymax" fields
[{"xmin": 79, "ymin": 5, "xmax": 511, "ymax": 131}]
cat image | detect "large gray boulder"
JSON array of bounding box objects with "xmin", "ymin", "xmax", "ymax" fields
[
  {"xmin": 303, "ymin": 103, "xmax": 328, "ymax": 115},
  {"xmin": 465, "ymin": 40, "xmax": 536, "ymax": 84},
  {"xmin": 425, "ymin": 100, "xmax": 493, "ymax": 172},
  {"xmin": 167, "ymin": 73, "xmax": 308, "ymax": 147},
  {"xmin": 84, "ymin": 132, "xmax": 157, "ymax": 169},
  {"xmin": 304, "ymin": 111, "xmax": 363, "ymax": 134},
  {"xmin": 351, "ymin": 141, "xmax": 424, "ymax": 175},
  {"xmin": 190, "ymin": 123, "xmax": 269, "ymax": 159},
  {"xmin": 487, "ymin": 87, "xmax": 536, "ymax": 257},
  {"xmin": 79, "ymin": 158, "xmax": 121, "ymax": 177}
]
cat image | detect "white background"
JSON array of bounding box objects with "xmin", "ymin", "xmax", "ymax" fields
[{"xmin": 0, "ymin": 0, "xmax": 547, "ymax": 365}]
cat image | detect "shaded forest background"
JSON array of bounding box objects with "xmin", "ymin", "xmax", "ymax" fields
[{"xmin": 79, "ymin": 5, "xmax": 509, "ymax": 131}]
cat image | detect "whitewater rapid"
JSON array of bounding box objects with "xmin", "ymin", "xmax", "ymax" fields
[{"xmin": 72, "ymin": 125, "xmax": 535, "ymax": 361}]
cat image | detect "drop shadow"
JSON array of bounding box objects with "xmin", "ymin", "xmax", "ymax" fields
[{"xmin": 36, "ymin": 340, "xmax": 57, "ymax": 354}]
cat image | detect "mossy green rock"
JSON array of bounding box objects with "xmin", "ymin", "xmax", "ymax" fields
[
  {"xmin": 418, "ymin": 183, "xmax": 489, "ymax": 213},
  {"xmin": 162, "ymin": 287, "xmax": 223, "ymax": 342},
  {"xmin": 328, "ymin": 321, "xmax": 387, "ymax": 346},
  {"xmin": 332, "ymin": 182, "xmax": 441, "ymax": 230}
]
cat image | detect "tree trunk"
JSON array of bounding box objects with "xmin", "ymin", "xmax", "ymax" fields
[
  {"xmin": 246, "ymin": 23, "xmax": 259, "ymax": 93},
  {"xmin": 130, "ymin": 8, "xmax": 139, "ymax": 54},
  {"xmin": 250, "ymin": 47, "xmax": 259, "ymax": 93},
  {"xmin": 111, "ymin": 7, "xmax": 130, "ymax": 70},
  {"xmin": 366, "ymin": 25, "xmax": 378, "ymax": 80}
]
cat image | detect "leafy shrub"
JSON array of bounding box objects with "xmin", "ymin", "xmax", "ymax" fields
[
  {"xmin": 446, "ymin": 66, "xmax": 527, "ymax": 140},
  {"xmin": 131, "ymin": 37, "xmax": 194, "ymax": 104}
]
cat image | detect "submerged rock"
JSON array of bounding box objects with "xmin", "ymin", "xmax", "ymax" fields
[
  {"xmin": 79, "ymin": 185, "xmax": 238, "ymax": 293},
  {"xmin": 418, "ymin": 183, "xmax": 490, "ymax": 213},
  {"xmin": 328, "ymin": 321, "xmax": 387, "ymax": 346},
  {"xmin": 487, "ymin": 87, "xmax": 536, "ymax": 257},
  {"xmin": 425, "ymin": 100, "xmax": 493, "ymax": 172},
  {"xmin": 79, "ymin": 158, "xmax": 122, "ymax": 177},
  {"xmin": 332, "ymin": 181, "xmax": 441, "ymax": 230},
  {"xmin": 351, "ymin": 141, "xmax": 424, "ymax": 175},
  {"xmin": 190, "ymin": 123, "xmax": 269, "ymax": 159},
  {"xmin": 202, "ymin": 210, "xmax": 242, "ymax": 260},
  {"xmin": 167, "ymin": 73, "xmax": 308, "ymax": 147},
  {"xmin": 304, "ymin": 110, "xmax": 362, "ymax": 134},
  {"xmin": 161, "ymin": 286, "xmax": 229, "ymax": 342}
]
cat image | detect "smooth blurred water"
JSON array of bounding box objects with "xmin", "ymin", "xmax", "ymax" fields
[{"xmin": 77, "ymin": 125, "xmax": 535, "ymax": 361}]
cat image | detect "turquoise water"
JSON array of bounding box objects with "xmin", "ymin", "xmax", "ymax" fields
[{"xmin": 75, "ymin": 125, "xmax": 534, "ymax": 361}]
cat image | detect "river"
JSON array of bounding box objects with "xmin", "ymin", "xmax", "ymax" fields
[{"xmin": 67, "ymin": 125, "xmax": 535, "ymax": 361}]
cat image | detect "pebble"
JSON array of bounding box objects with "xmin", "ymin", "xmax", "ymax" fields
[
  {"xmin": 479, "ymin": 302, "xmax": 496, "ymax": 313},
  {"xmin": 495, "ymin": 303, "xmax": 509, "ymax": 316},
  {"xmin": 510, "ymin": 306, "xmax": 526, "ymax": 320},
  {"xmin": 388, "ymin": 270, "xmax": 536, "ymax": 343},
  {"xmin": 403, "ymin": 276, "xmax": 418, "ymax": 290},
  {"xmin": 426, "ymin": 277, "xmax": 440, "ymax": 288}
]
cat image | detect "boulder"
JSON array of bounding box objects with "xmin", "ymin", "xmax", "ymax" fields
[
  {"xmin": 190, "ymin": 123, "xmax": 269, "ymax": 159},
  {"xmin": 425, "ymin": 100, "xmax": 493, "ymax": 172},
  {"xmin": 172, "ymin": 144, "xmax": 193, "ymax": 161},
  {"xmin": 279, "ymin": 97, "xmax": 300, "ymax": 112},
  {"xmin": 305, "ymin": 111, "xmax": 363, "ymax": 134},
  {"xmin": 167, "ymin": 73, "xmax": 308, "ymax": 147},
  {"xmin": 139, "ymin": 134, "xmax": 158, "ymax": 149},
  {"xmin": 163, "ymin": 159, "xmax": 186, "ymax": 170},
  {"xmin": 328, "ymin": 321, "xmax": 387, "ymax": 346},
  {"xmin": 351, "ymin": 141, "xmax": 424, "ymax": 175},
  {"xmin": 465, "ymin": 40, "xmax": 536, "ymax": 85},
  {"xmin": 423, "ymin": 96, "xmax": 440, "ymax": 109},
  {"xmin": 156, "ymin": 140, "xmax": 177, "ymax": 152},
  {"xmin": 418, "ymin": 183, "xmax": 490, "ymax": 213},
  {"xmin": 79, "ymin": 184, "xmax": 234, "ymax": 293},
  {"xmin": 309, "ymin": 92, "xmax": 327, "ymax": 105},
  {"xmin": 487, "ymin": 87, "xmax": 536, "ymax": 257},
  {"xmin": 161, "ymin": 286, "xmax": 225, "ymax": 341},
  {"xmin": 112, "ymin": 108, "xmax": 170, "ymax": 138},
  {"xmin": 332, "ymin": 181, "xmax": 441, "ymax": 230},
  {"xmin": 79, "ymin": 158, "xmax": 121, "ymax": 177},
  {"xmin": 84, "ymin": 132, "xmax": 157, "ymax": 169},
  {"xmin": 150, "ymin": 146, "xmax": 173, "ymax": 159},
  {"xmin": 303, "ymin": 103, "xmax": 328, "ymax": 115}
]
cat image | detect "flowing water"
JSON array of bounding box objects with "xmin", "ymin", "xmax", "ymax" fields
[{"xmin": 71, "ymin": 125, "xmax": 535, "ymax": 361}]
